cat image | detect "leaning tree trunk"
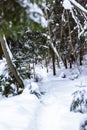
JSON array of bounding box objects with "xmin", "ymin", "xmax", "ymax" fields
[{"xmin": 0, "ymin": 35, "xmax": 24, "ymax": 88}]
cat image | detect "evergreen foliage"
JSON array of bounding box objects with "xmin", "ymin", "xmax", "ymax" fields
[
  {"xmin": 0, "ymin": 69, "xmax": 23, "ymax": 97},
  {"xmin": 70, "ymin": 89, "xmax": 87, "ymax": 113},
  {"xmin": 0, "ymin": 0, "xmax": 28, "ymax": 38},
  {"xmin": 80, "ymin": 120, "xmax": 87, "ymax": 130},
  {"xmin": 0, "ymin": 0, "xmax": 87, "ymax": 97}
]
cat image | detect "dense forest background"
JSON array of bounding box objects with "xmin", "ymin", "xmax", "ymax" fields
[{"xmin": 0, "ymin": 0, "xmax": 87, "ymax": 96}]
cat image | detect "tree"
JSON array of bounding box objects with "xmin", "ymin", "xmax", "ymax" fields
[
  {"xmin": 0, "ymin": 35, "xmax": 24, "ymax": 89},
  {"xmin": 0, "ymin": 0, "xmax": 28, "ymax": 37},
  {"xmin": 62, "ymin": 0, "xmax": 87, "ymax": 66},
  {"xmin": 0, "ymin": 0, "xmax": 87, "ymax": 78},
  {"xmin": 44, "ymin": 0, "xmax": 87, "ymax": 70}
]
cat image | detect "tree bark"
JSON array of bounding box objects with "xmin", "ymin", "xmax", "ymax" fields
[
  {"xmin": 0, "ymin": 35, "xmax": 24, "ymax": 88},
  {"xmin": 52, "ymin": 49, "xmax": 56, "ymax": 75},
  {"xmin": 69, "ymin": 0, "xmax": 87, "ymax": 14},
  {"xmin": 0, "ymin": 44, "xmax": 3, "ymax": 59}
]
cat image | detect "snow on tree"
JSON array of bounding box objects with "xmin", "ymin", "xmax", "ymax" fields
[
  {"xmin": 63, "ymin": 0, "xmax": 87, "ymax": 38},
  {"xmin": 17, "ymin": 0, "xmax": 47, "ymax": 28},
  {"xmin": 0, "ymin": 35, "xmax": 24, "ymax": 90}
]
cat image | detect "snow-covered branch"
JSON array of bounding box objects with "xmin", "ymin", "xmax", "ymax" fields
[
  {"xmin": 63, "ymin": 0, "xmax": 87, "ymax": 38},
  {"xmin": 63, "ymin": 0, "xmax": 87, "ymax": 14},
  {"xmin": 50, "ymin": 42, "xmax": 60, "ymax": 59},
  {"xmin": 17, "ymin": 0, "xmax": 47, "ymax": 28},
  {"xmin": 69, "ymin": 0, "xmax": 87, "ymax": 14}
]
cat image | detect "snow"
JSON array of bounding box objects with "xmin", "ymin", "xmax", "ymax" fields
[
  {"xmin": 69, "ymin": 0, "xmax": 87, "ymax": 13},
  {"xmin": 28, "ymin": 3, "xmax": 47, "ymax": 28},
  {"xmin": 0, "ymin": 58, "xmax": 7, "ymax": 75},
  {"xmin": 0, "ymin": 93, "xmax": 39, "ymax": 130},
  {"xmin": 0, "ymin": 59, "xmax": 87, "ymax": 130},
  {"xmin": 30, "ymin": 82, "xmax": 40, "ymax": 94},
  {"xmin": 18, "ymin": 0, "xmax": 47, "ymax": 28},
  {"xmin": 63, "ymin": 0, "xmax": 73, "ymax": 10},
  {"xmin": 49, "ymin": 42, "xmax": 61, "ymax": 60},
  {"xmin": 63, "ymin": 0, "xmax": 87, "ymax": 14},
  {"xmin": 63, "ymin": 0, "xmax": 87, "ymax": 38}
]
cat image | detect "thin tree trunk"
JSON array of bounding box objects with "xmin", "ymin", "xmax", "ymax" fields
[
  {"xmin": 45, "ymin": 58, "xmax": 48, "ymax": 73},
  {"xmin": 66, "ymin": 11, "xmax": 81, "ymax": 73},
  {"xmin": 52, "ymin": 49, "xmax": 56, "ymax": 75},
  {"xmin": 79, "ymin": 50, "xmax": 83, "ymax": 65},
  {"xmin": 0, "ymin": 35, "xmax": 24, "ymax": 88},
  {"xmin": 69, "ymin": 0, "xmax": 87, "ymax": 14},
  {"xmin": 44, "ymin": 4, "xmax": 61, "ymax": 61},
  {"xmin": 0, "ymin": 44, "xmax": 3, "ymax": 59}
]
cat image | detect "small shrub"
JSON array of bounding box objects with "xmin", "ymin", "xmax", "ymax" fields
[
  {"xmin": 80, "ymin": 120, "xmax": 87, "ymax": 130},
  {"xmin": 30, "ymin": 82, "xmax": 45, "ymax": 99},
  {"xmin": 70, "ymin": 89, "xmax": 87, "ymax": 113},
  {"xmin": 34, "ymin": 73, "xmax": 43, "ymax": 82},
  {"xmin": 0, "ymin": 74, "xmax": 23, "ymax": 97}
]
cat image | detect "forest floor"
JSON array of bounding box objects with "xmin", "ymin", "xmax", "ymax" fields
[
  {"xmin": 0, "ymin": 59, "xmax": 87, "ymax": 130},
  {"xmin": 29, "ymin": 71, "xmax": 87, "ymax": 130}
]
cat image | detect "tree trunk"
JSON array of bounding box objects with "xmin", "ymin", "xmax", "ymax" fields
[
  {"xmin": 79, "ymin": 49, "xmax": 83, "ymax": 65},
  {"xmin": 0, "ymin": 44, "xmax": 3, "ymax": 59},
  {"xmin": 52, "ymin": 50, "xmax": 56, "ymax": 75},
  {"xmin": 57, "ymin": 57, "xmax": 60, "ymax": 68},
  {"xmin": 79, "ymin": 37, "xmax": 84, "ymax": 65},
  {"xmin": 64, "ymin": 58, "xmax": 68, "ymax": 69},
  {"xmin": 0, "ymin": 35, "xmax": 24, "ymax": 88},
  {"xmin": 45, "ymin": 58, "xmax": 48, "ymax": 73}
]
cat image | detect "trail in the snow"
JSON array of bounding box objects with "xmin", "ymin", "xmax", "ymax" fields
[{"xmin": 28, "ymin": 77, "xmax": 82, "ymax": 130}]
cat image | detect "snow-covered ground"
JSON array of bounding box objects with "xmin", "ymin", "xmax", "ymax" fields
[{"xmin": 0, "ymin": 59, "xmax": 87, "ymax": 130}]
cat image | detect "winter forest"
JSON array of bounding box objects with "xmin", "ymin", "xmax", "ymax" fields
[{"xmin": 0, "ymin": 0, "xmax": 87, "ymax": 130}]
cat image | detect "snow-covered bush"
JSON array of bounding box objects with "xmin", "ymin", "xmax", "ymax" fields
[
  {"xmin": 0, "ymin": 74, "xmax": 23, "ymax": 97},
  {"xmin": 70, "ymin": 90, "xmax": 87, "ymax": 113},
  {"xmin": 59, "ymin": 72, "xmax": 66, "ymax": 78},
  {"xmin": 69, "ymin": 73, "xmax": 79, "ymax": 80},
  {"xmin": 29, "ymin": 82, "xmax": 45, "ymax": 98},
  {"xmin": 34, "ymin": 73, "xmax": 43, "ymax": 82},
  {"xmin": 14, "ymin": 59, "xmax": 31, "ymax": 79},
  {"xmin": 80, "ymin": 120, "xmax": 87, "ymax": 130},
  {"xmin": 30, "ymin": 82, "xmax": 41, "ymax": 98}
]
